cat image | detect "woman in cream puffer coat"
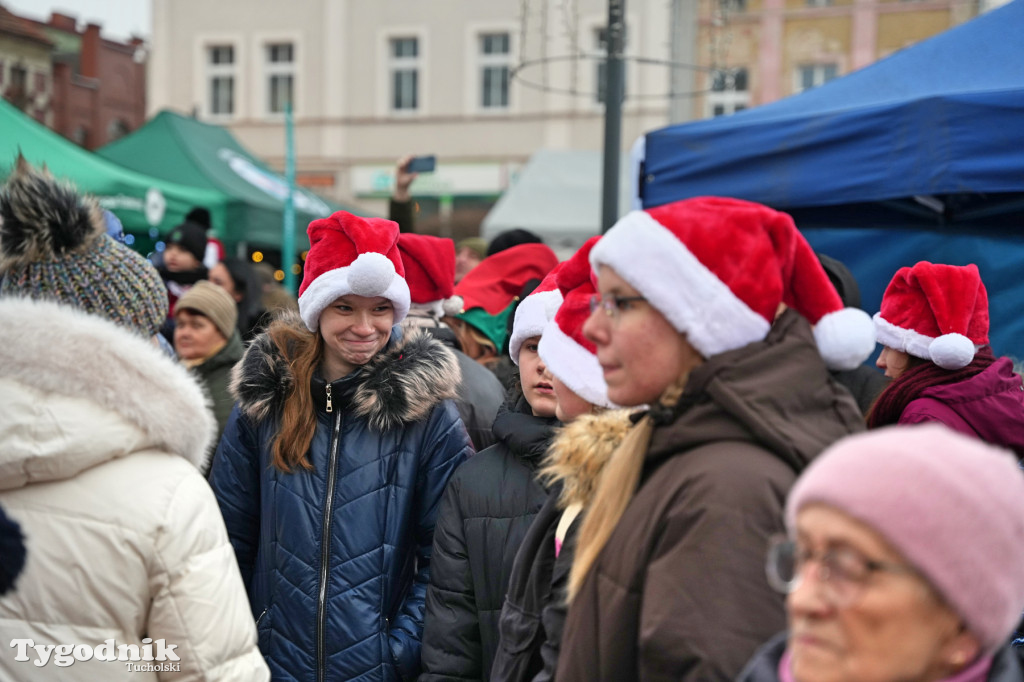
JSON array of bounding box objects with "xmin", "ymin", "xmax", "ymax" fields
[{"xmin": 0, "ymin": 297, "xmax": 268, "ymax": 682}]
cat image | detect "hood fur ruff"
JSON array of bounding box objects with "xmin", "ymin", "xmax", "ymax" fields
[
  {"xmin": 231, "ymin": 312, "xmax": 461, "ymax": 432},
  {"xmin": 540, "ymin": 409, "xmax": 634, "ymax": 509},
  {"xmin": 0, "ymin": 298, "xmax": 216, "ymax": 475}
]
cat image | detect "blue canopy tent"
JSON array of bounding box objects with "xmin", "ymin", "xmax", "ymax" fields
[{"xmin": 640, "ymin": 0, "xmax": 1024, "ymax": 358}]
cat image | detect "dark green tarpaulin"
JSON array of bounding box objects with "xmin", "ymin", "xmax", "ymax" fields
[
  {"xmin": 0, "ymin": 98, "xmax": 229, "ymax": 237},
  {"xmin": 98, "ymin": 110, "xmax": 362, "ymax": 250}
]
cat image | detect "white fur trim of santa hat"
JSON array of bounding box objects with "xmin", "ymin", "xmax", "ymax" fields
[
  {"xmin": 538, "ymin": 317, "xmax": 616, "ymax": 408},
  {"xmin": 509, "ymin": 289, "xmax": 563, "ymax": 366},
  {"xmin": 590, "ymin": 210, "xmax": 770, "ymax": 359},
  {"xmin": 874, "ymin": 313, "xmax": 981, "ymax": 370},
  {"xmin": 298, "ymin": 251, "xmax": 411, "ymax": 331}
]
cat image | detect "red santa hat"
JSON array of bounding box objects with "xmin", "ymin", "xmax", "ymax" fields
[
  {"xmin": 590, "ymin": 197, "xmax": 875, "ymax": 370},
  {"xmin": 538, "ymin": 236, "xmax": 616, "ymax": 408},
  {"xmin": 874, "ymin": 262, "xmax": 989, "ymax": 370},
  {"xmin": 508, "ymin": 263, "xmax": 564, "ymax": 366},
  {"xmin": 454, "ymin": 242, "xmax": 560, "ymax": 314},
  {"xmin": 297, "ymin": 211, "xmax": 410, "ymax": 331},
  {"xmin": 397, "ymin": 233, "xmax": 463, "ymax": 318}
]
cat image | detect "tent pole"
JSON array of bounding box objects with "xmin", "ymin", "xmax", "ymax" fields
[
  {"xmin": 283, "ymin": 101, "xmax": 297, "ymax": 295},
  {"xmin": 601, "ymin": 0, "xmax": 626, "ymax": 233}
]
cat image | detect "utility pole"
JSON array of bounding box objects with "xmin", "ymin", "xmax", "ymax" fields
[
  {"xmin": 669, "ymin": 0, "xmax": 698, "ymax": 124},
  {"xmin": 283, "ymin": 101, "xmax": 297, "ymax": 295},
  {"xmin": 601, "ymin": 0, "xmax": 626, "ymax": 232}
]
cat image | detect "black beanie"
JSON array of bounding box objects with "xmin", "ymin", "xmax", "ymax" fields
[{"xmin": 167, "ymin": 221, "xmax": 208, "ymax": 263}]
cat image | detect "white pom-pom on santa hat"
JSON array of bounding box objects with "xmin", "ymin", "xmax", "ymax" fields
[
  {"xmin": 814, "ymin": 307, "xmax": 877, "ymax": 371},
  {"xmin": 349, "ymin": 252, "xmax": 396, "ymax": 296},
  {"xmin": 929, "ymin": 333, "xmax": 976, "ymax": 370},
  {"xmin": 442, "ymin": 295, "xmax": 464, "ymax": 318}
]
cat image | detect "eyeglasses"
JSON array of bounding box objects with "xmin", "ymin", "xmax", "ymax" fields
[
  {"xmin": 589, "ymin": 293, "xmax": 647, "ymax": 320},
  {"xmin": 766, "ymin": 535, "xmax": 916, "ymax": 606}
]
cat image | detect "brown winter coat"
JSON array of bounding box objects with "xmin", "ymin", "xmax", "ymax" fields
[{"xmin": 555, "ymin": 310, "xmax": 865, "ymax": 682}]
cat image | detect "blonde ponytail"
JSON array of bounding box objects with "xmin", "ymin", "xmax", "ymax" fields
[{"xmin": 567, "ymin": 374, "xmax": 689, "ymax": 601}]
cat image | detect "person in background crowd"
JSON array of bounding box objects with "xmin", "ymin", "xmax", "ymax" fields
[
  {"xmin": 868, "ymin": 261, "xmax": 1024, "ymax": 456},
  {"xmin": 492, "ymin": 236, "xmax": 629, "ymax": 682},
  {"xmin": 0, "ymin": 505, "xmax": 25, "ymax": 596},
  {"xmin": 209, "ymin": 257, "xmax": 267, "ymax": 340},
  {"xmin": 251, "ymin": 261, "xmax": 300, "ymax": 319},
  {"xmin": 557, "ymin": 197, "xmax": 875, "ymax": 682},
  {"xmin": 212, "ymin": 212, "xmax": 472, "ymax": 681},
  {"xmin": 174, "ymin": 280, "xmax": 245, "ymax": 461},
  {"xmin": 390, "ymin": 155, "xmax": 418, "ymax": 233},
  {"xmin": 156, "ymin": 219, "xmax": 209, "ymax": 343},
  {"xmin": 446, "ymin": 242, "xmax": 559, "ymax": 380},
  {"xmin": 185, "ymin": 206, "xmax": 226, "ymax": 269},
  {"xmin": 102, "ymin": 208, "xmax": 125, "ymax": 242},
  {"xmin": 487, "ymin": 228, "xmax": 543, "ymax": 257},
  {"xmin": 0, "ymin": 158, "xmax": 267, "ymax": 681},
  {"xmin": 815, "ymin": 253, "xmax": 890, "ymax": 414},
  {"xmin": 420, "ymin": 266, "xmax": 563, "ymax": 682},
  {"xmin": 456, "ymin": 237, "xmax": 488, "ymax": 283},
  {"xmin": 739, "ymin": 425, "xmax": 1024, "ymax": 682},
  {"xmin": 398, "ymin": 232, "xmax": 506, "ymax": 451}
]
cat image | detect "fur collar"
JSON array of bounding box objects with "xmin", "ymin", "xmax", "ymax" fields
[
  {"xmin": 0, "ymin": 298, "xmax": 215, "ymax": 472},
  {"xmin": 231, "ymin": 312, "xmax": 461, "ymax": 432},
  {"xmin": 539, "ymin": 409, "xmax": 634, "ymax": 509}
]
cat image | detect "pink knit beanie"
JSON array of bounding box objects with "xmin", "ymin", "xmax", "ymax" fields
[{"xmin": 787, "ymin": 424, "xmax": 1024, "ymax": 652}]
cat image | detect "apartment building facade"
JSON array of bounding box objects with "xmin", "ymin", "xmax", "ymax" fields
[
  {"xmin": 148, "ymin": 0, "xmax": 684, "ymax": 230},
  {"xmin": 695, "ymin": 0, "xmax": 980, "ymax": 119}
]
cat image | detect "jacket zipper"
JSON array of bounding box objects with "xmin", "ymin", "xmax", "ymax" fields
[
  {"xmin": 255, "ymin": 607, "xmax": 268, "ymax": 628},
  {"xmin": 316, "ymin": 385, "xmax": 342, "ymax": 682}
]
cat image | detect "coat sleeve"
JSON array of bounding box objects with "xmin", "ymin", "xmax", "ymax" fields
[
  {"xmin": 148, "ymin": 467, "xmax": 270, "ymax": 681},
  {"xmin": 210, "ymin": 406, "xmax": 262, "ymax": 590},
  {"xmin": 899, "ymin": 397, "xmax": 979, "ymax": 437},
  {"xmin": 636, "ymin": 461, "xmax": 788, "ymax": 682},
  {"xmin": 391, "ymin": 400, "xmax": 473, "ymax": 681},
  {"xmin": 419, "ymin": 468, "xmax": 482, "ymax": 681}
]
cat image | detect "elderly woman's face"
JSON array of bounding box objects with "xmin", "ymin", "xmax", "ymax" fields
[{"xmin": 787, "ymin": 504, "xmax": 978, "ymax": 682}]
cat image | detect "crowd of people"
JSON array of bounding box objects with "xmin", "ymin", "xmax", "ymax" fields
[{"xmin": 1, "ymin": 155, "xmax": 1024, "ymax": 682}]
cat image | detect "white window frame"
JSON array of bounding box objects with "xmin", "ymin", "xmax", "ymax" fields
[
  {"xmin": 705, "ymin": 67, "xmax": 750, "ymax": 118},
  {"xmin": 197, "ymin": 37, "xmax": 241, "ymax": 120},
  {"xmin": 387, "ymin": 34, "xmax": 423, "ymax": 115},
  {"xmin": 265, "ymin": 41, "xmax": 295, "ymax": 117},
  {"xmin": 478, "ymin": 32, "xmax": 512, "ymax": 111},
  {"xmin": 794, "ymin": 63, "xmax": 838, "ymax": 94}
]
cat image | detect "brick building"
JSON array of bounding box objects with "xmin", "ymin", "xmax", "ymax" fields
[
  {"xmin": 36, "ymin": 12, "xmax": 147, "ymax": 149},
  {"xmin": 0, "ymin": 4, "xmax": 54, "ymax": 124},
  {"xmin": 0, "ymin": 4, "xmax": 146, "ymax": 150}
]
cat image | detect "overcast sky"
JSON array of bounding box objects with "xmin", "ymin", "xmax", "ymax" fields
[{"xmin": 4, "ymin": 0, "xmax": 151, "ymax": 42}]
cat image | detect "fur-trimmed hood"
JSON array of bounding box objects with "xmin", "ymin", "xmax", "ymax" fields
[
  {"xmin": 540, "ymin": 409, "xmax": 634, "ymax": 509},
  {"xmin": 231, "ymin": 312, "xmax": 461, "ymax": 432},
  {"xmin": 0, "ymin": 298, "xmax": 216, "ymax": 489}
]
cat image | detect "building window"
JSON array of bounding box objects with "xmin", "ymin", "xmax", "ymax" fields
[
  {"xmin": 10, "ymin": 64, "xmax": 26, "ymax": 92},
  {"xmin": 796, "ymin": 63, "xmax": 838, "ymax": 93},
  {"xmin": 706, "ymin": 67, "xmax": 750, "ymax": 117},
  {"xmin": 479, "ymin": 33, "xmax": 510, "ymax": 109},
  {"xmin": 390, "ymin": 37, "xmax": 419, "ymax": 111},
  {"xmin": 266, "ymin": 42, "xmax": 295, "ymax": 114},
  {"xmin": 107, "ymin": 119, "xmax": 130, "ymax": 143},
  {"xmin": 595, "ymin": 27, "xmax": 627, "ymax": 105},
  {"xmin": 207, "ymin": 45, "xmax": 235, "ymax": 116}
]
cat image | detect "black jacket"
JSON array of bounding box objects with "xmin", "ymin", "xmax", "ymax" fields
[
  {"xmin": 491, "ymin": 410, "xmax": 633, "ymax": 682},
  {"xmin": 406, "ymin": 318, "xmax": 506, "ymax": 452},
  {"xmin": 420, "ymin": 396, "xmax": 557, "ymax": 681},
  {"xmin": 739, "ymin": 633, "xmax": 1024, "ymax": 682}
]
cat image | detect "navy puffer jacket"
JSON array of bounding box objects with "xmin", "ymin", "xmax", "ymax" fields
[{"xmin": 212, "ymin": 321, "xmax": 473, "ymax": 682}]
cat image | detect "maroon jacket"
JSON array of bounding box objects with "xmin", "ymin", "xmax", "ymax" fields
[{"xmin": 900, "ymin": 357, "xmax": 1024, "ymax": 457}]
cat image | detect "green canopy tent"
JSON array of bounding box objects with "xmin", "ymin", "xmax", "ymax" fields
[
  {"xmin": 98, "ymin": 110, "xmax": 360, "ymax": 251},
  {"xmin": 0, "ymin": 99, "xmax": 229, "ymax": 248}
]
